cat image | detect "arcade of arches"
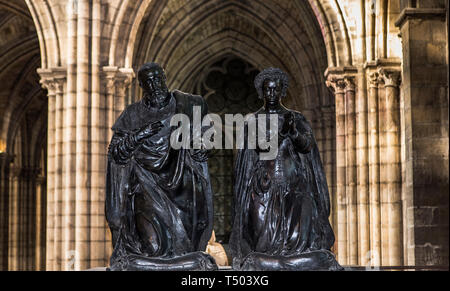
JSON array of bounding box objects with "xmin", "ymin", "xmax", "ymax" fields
[{"xmin": 0, "ymin": 0, "xmax": 447, "ymax": 270}]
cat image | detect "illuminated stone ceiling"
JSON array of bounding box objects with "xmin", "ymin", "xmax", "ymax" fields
[{"xmin": 132, "ymin": 0, "xmax": 332, "ymax": 111}]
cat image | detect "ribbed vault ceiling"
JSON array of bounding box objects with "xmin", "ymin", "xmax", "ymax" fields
[
  {"xmin": 133, "ymin": 0, "xmax": 332, "ymax": 112},
  {"xmin": 0, "ymin": 1, "xmax": 45, "ymax": 156}
]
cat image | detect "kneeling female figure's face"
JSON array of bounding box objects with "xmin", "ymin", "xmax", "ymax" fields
[{"xmin": 263, "ymin": 78, "xmax": 282, "ymax": 104}]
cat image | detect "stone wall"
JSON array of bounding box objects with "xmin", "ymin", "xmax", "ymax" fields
[{"xmin": 396, "ymin": 3, "xmax": 449, "ymax": 266}]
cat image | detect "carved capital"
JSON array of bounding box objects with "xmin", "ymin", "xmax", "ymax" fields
[
  {"xmin": 103, "ymin": 66, "xmax": 119, "ymax": 94},
  {"xmin": 118, "ymin": 68, "xmax": 135, "ymax": 86},
  {"xmin": 368, "ymin": 72, "xmax": 379, "ymax": 88},
  {"xmin": 104, "ymin": 77, "xmax": 116, "ymax": 94},
  {"xmin": 344, "ymin": 76, "xmax": 356, "ymax": 92},
  {"xmin": 378, "ymin": 68, "xmax": 401, "ymax": 88},
  {"xmin": 40, "ymin": 79, "xmax": 57, "ymax": 96},
  {"xmin": 324, "ymin": 66, "xmax": 357, "ymax": 94},
  {"xmin": 102, "ymin": 67, "xmax": 135, "ymax": 95},
  {"xmin": 54, "ymin": 77, "xmax": 66, "ymax": 94},
  {"xmin": 115, "ymin": 71, "xmax": 134, "ymax": 97},
  {"xmin": 326, "ymin": 77, "xmax": 347, "ymax": 94},
  {"xmin": 37, "ymin": 67, "xmax": 67, "ymax": 97}
]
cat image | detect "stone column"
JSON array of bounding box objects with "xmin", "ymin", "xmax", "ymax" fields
[
  {"xmin": 88, "ymin": 0, "xmax": 107, "ymax": 268},
  {"xmin": 38, "ymin": 68, "xmax": 66, "ymax": 270},
  {"xmin": 396, "ymin": 6, "xmax": 448, "ymax": 267},
  {"xmin": 36, "ymin": 0, "xmax": 134, "ymax": 269},
  {"xmin": 378, "ymin": 68, "xmax": 403, "ymax": 266},
  {"xmin": 104, "ymin": 70, "xmax": 116, "ymax": 144},
  {"xmin": 39, "ymin": 64, "xmax": 133, "ymax": 270},
  {"xmin": 8, "ymin": 166, "xmax": 20, "ymax": 270},
  {"xmin": 377, "ymin": 69, "xmax": 389, "ymax": 266},
  {"xmin": 19, "ymin": 167, "xmax": 41, "ymax": 270},
  {"xmin": 102, "ymin": 67, "xmax": 134, "ymax": 261},
  {"xmin": 321, "ymin": 107, "xmax": 336, "ymax": 231},
  {"xmin": 103, "ymin": 67, "xmax": 134, "ymax": 156},
  {"xmin": 74, "ymin": 0, "xmax": 91, "ymax": 271},
  {"xmin": 355, "ymin": 71, "xmax": 370, "ymax": 266},
  {"xmin": 367, "ymin": 71, "xmax": 381, "ymax": 266},
  {"xmin": 33, "ymin": 0, "xmax": 137, "ymax": 270},
  {"xmin": 326, "ymin": 77, "xmax": 347, "ymax": 264},
  {"xmin": 103, "ymin": 67, "xmax": 134, "ymax": 133},
  {"xmin": 35, "ymin": 173, "xmax": 46, "ymax": 271},
  {"xmin": 43, "ymin": 76, "xmax": 56, "ymax": 271},
  {"xmin": 62, "ymin": 0, "xmax": 77, "ymax": 271},
  {"xmin": 0, "ymin": 153, "xmax": 13, "ymax": 270},
  {"xmin": 344, "ymin": 77, "xmax": 358, "ymax": 265},
  {"xmin": 53, "ymin": 76, "xmax": 65, "ymax": 271},
  {"xmin": 7, "ymin": 166, "xmax": 40, "ymax": 270}
]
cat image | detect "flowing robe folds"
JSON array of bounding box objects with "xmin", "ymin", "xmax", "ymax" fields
[
  {"xmin": 105, "ymin": 90, "xmax": 217, "ymax": 271},
  {"xmin": 229, "ymin": 110, "xmax": 342, "ymax": 270}
]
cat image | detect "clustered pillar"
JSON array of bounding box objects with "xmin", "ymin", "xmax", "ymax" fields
[
  {"xmin": 38, "ymin": 1, "xmax": 134, "ymax": 268},
  {"xmin": 344, "ymin": 77, "xmax": 358, "ymax": 265},
  {"xmin": 39, "ymin": 64, "xmax": 133, "ymax": 270},
  {"xmin": 378, "ymin": 69, "xmax": 403, "ymax": 266},
  {"xmin": 326, "ymin": 77, "xmax": 347, "ymax": 264},
  {"xmin": 6, "ymin": 165, "xmax": 43, "ymax": 271},
  {"xmin": 326, "ymin": 65, "xmax": 403, "ymax": 266},
  {"xmin": 367, "ymin": 71, "xmax": 381, "ymax": 266},
  {"xmin": 39, "ymin": 68, "xmax": 66, "ymax": 270}
]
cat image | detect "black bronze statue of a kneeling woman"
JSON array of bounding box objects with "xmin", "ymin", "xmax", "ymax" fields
[{"xmin": 229, "ymin": 68, "xmax": 342, "ymax": 271}]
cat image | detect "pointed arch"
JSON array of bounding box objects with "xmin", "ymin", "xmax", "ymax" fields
[
  {"xmin": 307, "ymin": 0, "xmax": 353, "ymax": 67},
  {"xmin": 24, "ymin": 0, "xmax": 61, "ymax": 68}
]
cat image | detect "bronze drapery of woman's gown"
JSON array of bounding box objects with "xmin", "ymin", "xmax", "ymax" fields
[{"xmin": 229, "ymin": 110, "xmax": 342, "ymax": 270}]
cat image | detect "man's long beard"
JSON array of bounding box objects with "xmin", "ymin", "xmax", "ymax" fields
[
  {"xmin": 154, "ymin": 92, "xmax": 167, "ymax": 102},
  {"xmin": 146, "ymin": 88, "xmax": 169, "ymax": 107}
]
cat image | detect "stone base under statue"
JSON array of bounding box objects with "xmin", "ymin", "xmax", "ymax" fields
[
  {"xmin": 237, "ymin": 250, "xmax": 343, "ymax": 271},
  {"xmin": 100, "ymin": 250, "xmax": 342, "ymax": 271},
  {"xmin": 107, "ymin": 251, "xmax": 218, "ymax": 271}
]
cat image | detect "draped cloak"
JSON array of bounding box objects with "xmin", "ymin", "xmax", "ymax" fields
[
  {"xmin": 105, "ymin": 90, "xmax": 215, "ymax": 270},
  {"xmin": 229, "ymin": 110, "xmax": 337, "ymax": 270}
]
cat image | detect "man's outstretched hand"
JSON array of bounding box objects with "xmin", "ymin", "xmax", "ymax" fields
[{"xmin": 136, "ymin": 120, "xmax": 164, "ymax": 142}]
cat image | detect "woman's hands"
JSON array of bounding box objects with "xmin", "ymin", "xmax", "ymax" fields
[
  {"xmin": 279, "ymin": 112, "xmax": 296, "ymax": 137},
  {"xmin": 279, "ymin": 112, "xmax": 313, "ymax": 153}
]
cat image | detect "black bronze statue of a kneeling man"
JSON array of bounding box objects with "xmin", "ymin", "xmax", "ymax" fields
[{"xmin": 105, "ymin": 63, "xmax": 217, "ymax": 271}]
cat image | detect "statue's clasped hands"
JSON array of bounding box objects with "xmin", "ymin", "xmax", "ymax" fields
[{"xmin": 279, "ymin": 112, "xmax": 296, "ymax": 138}]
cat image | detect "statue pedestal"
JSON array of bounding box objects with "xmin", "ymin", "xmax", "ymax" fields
[
  {"xmin": 85, "ymin": 267, "xmax": 108, "ymax": 271},
  {"xmin": 86, "ymin": 266, "xmax": 232, "ymax": 271}
]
